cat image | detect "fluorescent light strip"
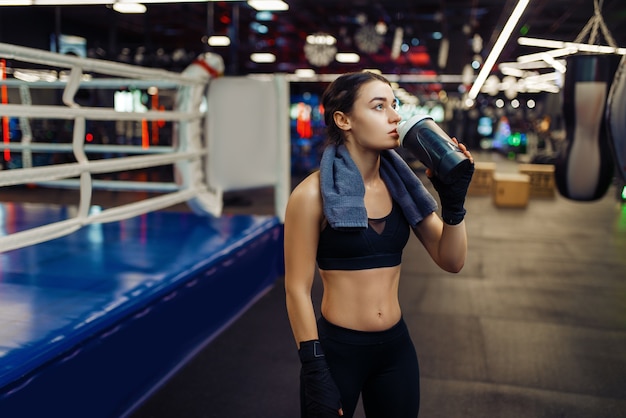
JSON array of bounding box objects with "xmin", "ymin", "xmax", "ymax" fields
[
  {"xmin": 524, "ymin": 82, "xmax": 559, "ymax": 93},
  {"xmin": 250, "ymin": 52, "xmax": 276, "ymax": 63},
  {"xmin": 468, "ymin": 0, "xmax": 530, "ymax": 100},
  {"xmin": 207, "ymin": 36, "xmax": 230, "ymax": 47},
  {"xmin": 519, "ymin": 36, "xmax": 626, "ymax": 54},
  {"xmin": 247, "ymin": 0, "xmax": 288, "ymax": 11},
  {"xmin": 524, "ymin": 71, "xmax": 561, "ymax": 83},
  {"xmin": 517, "ymin": 37, "xmax": 626, "ymax": 62},
  {"xmin": 517, "ymin": 47, "xmax": 577, "ymax": 63},
  {"xmin": 518, "ymin": 37, "xmax": 564, "ymax": 49},
  {"xmin": 499, "ymin": 66, "xmax": 525, "ymax": 77},
  {"xmin": 499, "ymin": 59, "xmax": 566, "ymax": 70},
  {"xmin": 335, "ymin": 53, "xmax": 360, "ymax": 63},
  {"xmin": 540, "ymin": 53, "xmax": 566, "ymax": 73},
  {"xmin": 113, "ymin": 2, "xmax": 146, "ymax": 13},
  {"xmin": 0, "ymin": 0, "xmax": 230, "ymax": 4},
  {"xmin": 294, "ymin": 69, "xmax": 316, "ymax": 78}
]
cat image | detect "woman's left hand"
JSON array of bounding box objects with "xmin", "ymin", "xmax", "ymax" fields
[{"xmin": 427, "ymin": 137, "xmax": 474, "ymax": 225}]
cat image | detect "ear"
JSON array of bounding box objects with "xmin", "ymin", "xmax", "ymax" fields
[{"xmin": 333, "ymin": 111, "xmax": 351, "ymax": 131}]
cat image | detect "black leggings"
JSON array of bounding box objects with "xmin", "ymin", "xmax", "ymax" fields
[{"xmin": 316, "ymin": 316, "xmax": 420, "ymax": 418}]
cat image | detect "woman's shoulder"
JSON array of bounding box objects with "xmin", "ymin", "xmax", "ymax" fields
[
  {"xmin": 291, "ymin": 170, "xmax": 321, "ymax": 199},
  {"xmin": 287, "ymin": 171, "xmax": 323, "ymax": 215}
]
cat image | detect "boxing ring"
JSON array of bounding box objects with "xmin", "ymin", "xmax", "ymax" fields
[{"xmin": 0, "ymin": 43, "xmax": 288, "ymax": 417}]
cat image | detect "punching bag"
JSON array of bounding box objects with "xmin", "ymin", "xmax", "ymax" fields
[
  {"xmin": 555, "ymin": 54, "xmax": 621, "ymax": 201},
  {"xmin": 606, "ymin": 54, "xmax": 626, "ymax": 182}
]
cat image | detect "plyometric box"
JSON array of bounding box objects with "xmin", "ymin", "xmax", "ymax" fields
[
  {"xmin": 468, "ymin": 162, "xmax": 497, "ymax": 196},
  {"xmin": 493, "ymin": 173, "xmax": 530, "ymax": 208},
  {"xmin": 518, "ymin": 163, "xmax": 555, "ymax": 198}
]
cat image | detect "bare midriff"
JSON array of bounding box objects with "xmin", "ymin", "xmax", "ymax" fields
[{"xmin": 319, "ymin": 265, "xmax": 402, "ymax": 332}]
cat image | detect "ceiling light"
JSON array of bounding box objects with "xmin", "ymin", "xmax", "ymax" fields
[
  {"xmin": 468, "ymin": 0, "xmax": 530, "ymax": 100},
  {"xmin": 113, "ymin": 2, "xmax": 146, "ymax": 13},
  {"xmin": 524, "ymin": 71, "xmax": 561, "ymax": 84},
  {"xmin": 207, "ymin": 36, "xmax": 230, "ymax": 47},
  {"xmin": 437, "ymin": 37, "xmax": 449, "ymax": 69},
  {"xmin": 498, "ymin": 66, "xmax": 525, "ymax": 77},
  {"xmin": 518, "ymin": 37, "xmax": 626, "ymax": 56},
  {"xmin": 250, "ymin": 52, "xmax": 276, "ymax": 63},
  {"xmin": 499, "ymin": 60, "xmax": 566, "ymax": 70},
  {"xmin": 570, "ymin": 43, "xmax": 623, "ymax": 54},
  {"xmin": 247, "ymin": 0, "xmax": 288, "ymax": 11},
  {"xmin": 335, "ymin": 53, "xmax": 360, "ymax": 63},
  {"xmin": 540, "ymin": 53, "xmax": 566, "ymax": 73},
  {"xmin": 517, "ymin": 47, "xmax": 577, "ymax": 63},
  {"xmin": 375, "ymin": 21, "xmax": 387, "ymax": 36},
  {"xmin": 142, "ymin": 0, "xmax": 237, "ymax": 2},
  {"xmin": 306, "ymin": 34, "xmax": 336, "ymax": 46},
  {"xmin": 0, "ymin": 0, "xmax": 231, "ymax": 4},
  {"xmin": 518, "ymin": 37, "xmax": 564, "ymax": 49},
  {"xmin": 391, "ymin": 27, "xmax": 404, "ymax": 60},
  {"xmin": 294, "ymin": 69, "xmax": 316, "ymax": 78}
]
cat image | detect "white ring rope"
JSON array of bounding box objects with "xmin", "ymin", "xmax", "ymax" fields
[
  {"xmin": 0, "ymin": 151, "xmax": 203, "ymax": 187},
  {"xmin": 1, "ymin": 143, "xmax": 175, "ymax": 154},
  {"xmin": 0, "ymin": 42, "xmax": 226, "ymax": 253},
  {"xmin": 0, "ymin": 103, "xmax": 201, "ymax": 121},
  {"xmin": 0, "ymin": 188, "xmax": 201, "ymax": 252},
  {"xmin": 0, "ymin": 42, "xmax": 203, "ymax": 84}
]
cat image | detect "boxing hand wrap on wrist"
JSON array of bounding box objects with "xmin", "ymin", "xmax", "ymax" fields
[
  {"xmin": 299, "ymin": 340, "xmax": 326, "ymax": 364},
  {"xmin": 299, "ymin": 340, "xmax": 343, "ymax": 416},
  {"xmin": 430, "ymin": 163, "xmax": 474, "ymax": 225}
]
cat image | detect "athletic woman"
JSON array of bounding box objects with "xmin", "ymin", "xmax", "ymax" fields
[{"xmin": 284, "ymin": 71, "xmax": 474, "ymax": 418}]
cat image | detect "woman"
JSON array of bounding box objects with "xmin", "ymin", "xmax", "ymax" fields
[{"xmin": 284, "ymin": 71, "xmax": 474, "ymax": 418}]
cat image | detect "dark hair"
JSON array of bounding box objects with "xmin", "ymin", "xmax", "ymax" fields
[{"xmin": 321, "ymin": 71, "xmax": 391, "ymax": 145}]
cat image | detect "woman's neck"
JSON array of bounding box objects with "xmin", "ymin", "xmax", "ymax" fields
[{"xmin": 344, "ymin": 142, "xmax": 381, "ymax": 184}]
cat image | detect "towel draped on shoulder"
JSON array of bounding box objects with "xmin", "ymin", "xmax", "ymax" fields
[{"xmin": 319, "ymin": 144, "xmax": 438, "ymax": 230}]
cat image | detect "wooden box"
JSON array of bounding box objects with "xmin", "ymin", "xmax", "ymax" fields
[
  {"xmin": 518, "ymin": 163, "xmax": 555, "ymax": 198},
  {"xmin": 468, "ymin": 162, "xmax": 497, "ymax": 196},
  {"xmin": 493, "ymin": 173, "xmax": 530, "ymax": 208}
]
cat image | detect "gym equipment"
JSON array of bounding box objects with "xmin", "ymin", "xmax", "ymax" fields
[
  {"xmin": 606, "ymin": 54, "xmax": 626, "ymax": 182},
  {"xmin": 554, "ymin": 54, "xmax": 621, "ymax": 201}
]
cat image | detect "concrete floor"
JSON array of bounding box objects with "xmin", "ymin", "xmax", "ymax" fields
[
  {"xmin": 130, "ymin": 153, "xmax": 626, "ymax": 418},
  {"xmin": 2, "ymin": 152, "xmax": 626, "ymax": 417},
  {"xmin": 402, "ymin": 154, "xmax": 626, "ymax": 418}
]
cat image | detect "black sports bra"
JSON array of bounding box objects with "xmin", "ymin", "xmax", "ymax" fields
[{"xmin": 316, "ymin": 201, "xmax": 410, "ymax": 270}]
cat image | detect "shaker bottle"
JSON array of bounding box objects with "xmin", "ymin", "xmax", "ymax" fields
[{"xmin": 397, "ymin": 115, "xmax": 472, "ymax": 184}]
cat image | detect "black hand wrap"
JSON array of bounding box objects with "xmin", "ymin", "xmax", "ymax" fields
[
  {"xmin": 429, "ymin": 163, "xmax": 475, "ymax": 225},
  {"xmin": 299, "ymin": 340, "xmax": 342, "ymax": 417}
]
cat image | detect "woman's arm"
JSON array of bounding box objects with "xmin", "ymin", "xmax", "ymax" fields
[
  {"xmin": 285, "ymin": 173, "xmax": 345, "ymax": 416},
  {"xmin": 284, "ymin": 172, "xmax": 324, "ymax": 347},
  {"xmin": 413, "ymin": 139, "xmax": 473, "ymax": 273},
  {"xmin": 413, "ymin": 213, "xmax": 467, "ymax": 273}
]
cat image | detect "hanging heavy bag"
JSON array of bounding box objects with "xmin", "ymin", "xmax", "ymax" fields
[
  {"xmin": 554, "ymin": 53, "xmax": 621, "ymax": 201},
  {"xmin": 605, "ymin": 54, "xmax": 626, "ymax": 183}
]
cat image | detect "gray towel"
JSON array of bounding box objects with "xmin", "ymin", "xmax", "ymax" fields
[{"xmin": 320, "ymin": 144, "xmax": 437, "ymax": 230}]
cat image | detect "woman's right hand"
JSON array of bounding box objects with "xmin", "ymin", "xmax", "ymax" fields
[{"xmin": 299, "ymin": 340, "xmax": 344, "ymax": 417}]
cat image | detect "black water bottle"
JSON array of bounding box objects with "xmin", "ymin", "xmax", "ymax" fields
[{"xmin": 398, "ymin": 115, "xmax": 472, "ymax": 184}]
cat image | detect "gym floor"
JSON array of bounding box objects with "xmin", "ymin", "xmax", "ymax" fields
[{"xmin": 2, "ymin": 151, "xmax": 626, "ymax": 418}]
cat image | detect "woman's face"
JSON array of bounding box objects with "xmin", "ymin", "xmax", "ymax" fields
[{"xmin": 341, "ymin": 80, "xmax": 402, "ymax": 150}]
